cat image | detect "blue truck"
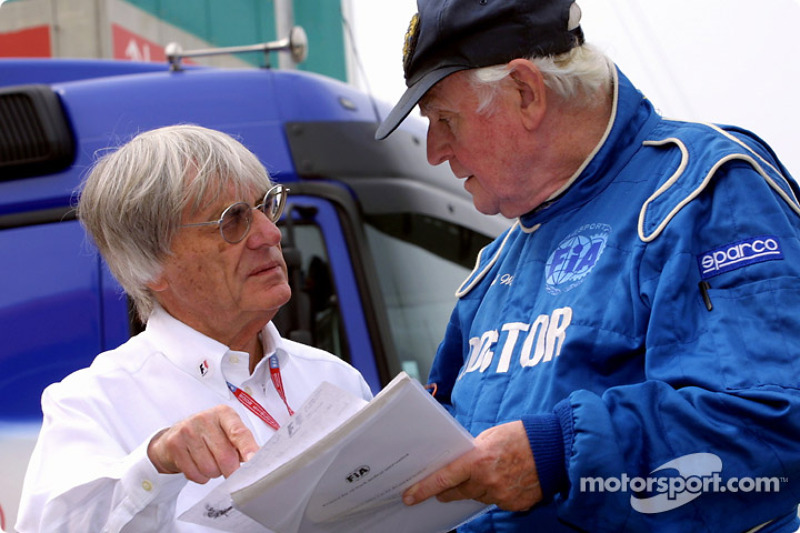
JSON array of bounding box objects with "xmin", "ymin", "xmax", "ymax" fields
[{"xmin": 0, "ymin": 41, "xmax": 509, "ymax": 528}]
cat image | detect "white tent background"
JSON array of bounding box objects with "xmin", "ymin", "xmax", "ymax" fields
[{"xmin": 349, "ymin": 0, "xmax": 800, "ymax": 178}]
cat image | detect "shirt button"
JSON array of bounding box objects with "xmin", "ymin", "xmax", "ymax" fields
[
  {"xmin": 230, "ymin": 355, "xmax": 240, "ymax": 364},
  {"xmin": 142, "ymin": 480, "xmax": 153, "ymax": 492},
  {"xmin": 245, "ymin": 386, "xmax": 254, "ymax": 395}
]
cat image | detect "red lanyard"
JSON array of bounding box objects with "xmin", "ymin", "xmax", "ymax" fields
[
  {"xmin": 268, "ymin": 354, "xmax": 294, "ymax": 416},
  {"xmin": 227, "ymin": 354, "xmax": 293, "ymax": 431}
]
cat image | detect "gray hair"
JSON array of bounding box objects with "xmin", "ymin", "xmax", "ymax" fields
[
  {"xmin": 469, "ymin": 44, "xmax": 613, "ymax": 114},
  {"xmin": 78, "ymin": 124, "xmax": 273, "ymax": 321}
]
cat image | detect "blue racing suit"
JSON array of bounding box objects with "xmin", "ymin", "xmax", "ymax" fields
[{"xmin": 428, "ymin": 66, "xmax": 800, "ymax": 532}]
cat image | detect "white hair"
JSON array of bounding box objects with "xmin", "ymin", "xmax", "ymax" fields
[
  {"xmin": 78, "ymin": 124, "xmax": 273, "ymax": 321},
  {"xmin": 469, "ymin": 44, "xmax": 613, "ymax": 114}
]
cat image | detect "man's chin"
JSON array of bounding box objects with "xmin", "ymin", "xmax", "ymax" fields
[
  {"xmin": 472, "ymin": 199, "xmax": 501, "ymax": 217},
  {"xmin": 250, "ymin": 284, "xmax": 292, "ymax": 312}
]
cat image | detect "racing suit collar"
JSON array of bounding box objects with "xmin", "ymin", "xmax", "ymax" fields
[{"xmin": 519, "ymin": 65, "xmax": 661, "ymax": 229}]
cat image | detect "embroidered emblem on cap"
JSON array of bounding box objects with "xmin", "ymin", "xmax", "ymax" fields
[
  {"xmin": 199, "ymin": 359, "xmax": 210, "ymax": 377},
  {"xmin": 402, "ymin": 13, "xmax": 420, "ymax": 74},
  {"xmin": 697, "ymin": 235, "xmax": 784, "ymax": 280},
  {"xmin": 568, "ymin": 2, "xmax": 582, "ymax": 31}
]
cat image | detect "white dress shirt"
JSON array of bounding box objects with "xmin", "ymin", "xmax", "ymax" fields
[{"xmin": 16, "ymin": 307, "xmax": 373, "ymax": 532}]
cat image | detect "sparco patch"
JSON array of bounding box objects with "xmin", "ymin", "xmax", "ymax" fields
[
  {"xmin": 546, "ymin": 224, "xmax": 611, "ymax": 295},
  {"xmin": 698, "ymin": 235, "xmax": 784, "ymax": 280}
]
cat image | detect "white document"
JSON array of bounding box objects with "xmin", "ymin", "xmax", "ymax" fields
[{"xmin": 180, "ymin": 372, "xmax": 489, "ymax": 533}]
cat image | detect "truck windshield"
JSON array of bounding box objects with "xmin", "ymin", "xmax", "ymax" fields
[{"xmin": 364, "ymin": 213, "xmax": 492, "ymax": 384}]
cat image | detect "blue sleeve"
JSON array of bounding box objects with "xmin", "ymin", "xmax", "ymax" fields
[
  {"xmin": 427, "ymin": 309, "xmax": 463, "ymax": 412},
  {"xmin": 556, "ymin": 159, "xmax": 800, "ymax": 530},
  {"xmin": 427, "ymin": 230, "xmax": 511, "ymax": 407}
]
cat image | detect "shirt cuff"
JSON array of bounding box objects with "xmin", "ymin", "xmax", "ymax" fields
[{"xmin": 118, "ymin": 431, "xmax": 188, "ymax": 508}]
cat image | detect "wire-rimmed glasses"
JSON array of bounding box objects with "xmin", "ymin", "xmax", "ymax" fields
[{"xmin": 180, "ymin": 184, "xmax": 288, "ymax": 244}]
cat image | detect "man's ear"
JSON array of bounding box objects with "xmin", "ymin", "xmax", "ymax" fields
[
  {"xmin": 507, "ymin": 58, "xmax": 547, "ymax": 131},
  {"xmin": 146, "ymin": 274, "xmax": 169, "ymax": 293}
]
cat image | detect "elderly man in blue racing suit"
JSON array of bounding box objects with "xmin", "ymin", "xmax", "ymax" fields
[{"xmin": 376, "ymin": 0, "xmax": 800, "ymax": 531}]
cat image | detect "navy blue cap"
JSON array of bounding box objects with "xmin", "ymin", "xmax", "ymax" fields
[{"xmin": 375, "ymin": 0, "xmax": 584, "ymax": 140}]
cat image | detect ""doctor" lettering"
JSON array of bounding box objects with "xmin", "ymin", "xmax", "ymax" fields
[{"xmin": 461, "ymin": 307, "xmax": 573, "ymax": 376}]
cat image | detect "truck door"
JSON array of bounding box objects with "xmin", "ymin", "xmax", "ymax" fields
[
  {"xmin": 0, "ymin": 211, "xmax": 130, "ymax": 531},
  {"xmin": 273, "ymin": 188, "xmax": 387, "ymax": 393}
]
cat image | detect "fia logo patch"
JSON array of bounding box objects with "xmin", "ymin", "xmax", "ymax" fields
[
  {"xmin": 546, "ymin": 224, "xmax": 611, "ymax": 295},
  {"xmin": 697, "ymin": 235, "xmax": 783, "ymax": 280}
]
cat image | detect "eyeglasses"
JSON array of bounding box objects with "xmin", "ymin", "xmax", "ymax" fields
[{"xmin": 180, "ymin": 184, "xmax": 288, "ymax": 244}]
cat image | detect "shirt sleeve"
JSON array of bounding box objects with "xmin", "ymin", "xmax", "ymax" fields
[{"xmin": 15, "ymin": 385, "xmax": 188, "ymax": 532}]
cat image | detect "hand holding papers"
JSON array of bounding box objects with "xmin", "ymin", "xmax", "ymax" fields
[{"xmin": 180, "ymin": 372, "xmax": 490, "ymax": 533}]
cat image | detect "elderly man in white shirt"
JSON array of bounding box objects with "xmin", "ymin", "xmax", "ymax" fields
[{"xmin": 16, "ymin": 124, "xmax": 372, "ymax": 532}]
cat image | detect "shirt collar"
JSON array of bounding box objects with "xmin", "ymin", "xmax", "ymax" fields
[{"xmin": 145, "ymin": 306, "xmax": 286, "ymax": 398}]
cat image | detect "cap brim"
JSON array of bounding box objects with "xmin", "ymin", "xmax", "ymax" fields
[{"xmin": 375, "ymin": 65, "xmax": 468, "ymax": 140}]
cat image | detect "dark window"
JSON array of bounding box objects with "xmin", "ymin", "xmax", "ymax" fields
[{"xmin": 275, "ymin": 220, "xmax": 350, "ymax": 362}]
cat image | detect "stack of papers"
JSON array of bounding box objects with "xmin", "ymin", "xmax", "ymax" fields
[{"xmin": 180, "ymin": 372, "xmax": 490, "ymax": 533}]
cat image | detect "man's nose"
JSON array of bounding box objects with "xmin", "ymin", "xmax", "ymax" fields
[
  {"xmin": 426, "ymin": 124, "xmax": 453, "ymax": 166},
  {"xmin": 246, "ymin": 208, "xmax": 282, "ymax": 248}
]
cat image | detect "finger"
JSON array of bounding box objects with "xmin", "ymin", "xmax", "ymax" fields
[
  {"xmin": 435, "ymin": 483, "xmax": 488, "ymax": 504},
  {"xmin": 149, "ymin": 422, "xmax": 217, "ymax": 484},
  {"xmin": 147, "ymin": 406, "xmax": 255, "ymax": 483},
  {"xmin": 189, "ymin": 406, "xmax": 253, "ymax": 479},
  {"xmin": 218, "ymin": 405, "xmax": 259, "ymax": 460},
  {"xmin": 187, "ymin": 428, "xmax": 231, "ymax": 482},
  {"xmin": 180, "ymin": 441, "xmax": 215, "ymax": 484},
  {"xmin": 168, "ymin": 411, "xmax": 229, "ymax": 483},
  {"xmin": 217, "ymin": 408, "xmax": 258, "ymax": 477},
  {"xmin": 402, "ymin": 456, "xmax": 473, "ymax": 506}
]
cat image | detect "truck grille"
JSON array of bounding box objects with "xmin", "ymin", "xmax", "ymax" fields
[{"xmin": 0, "ymin": 85, "xmax": 75, "ymax": 180}]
